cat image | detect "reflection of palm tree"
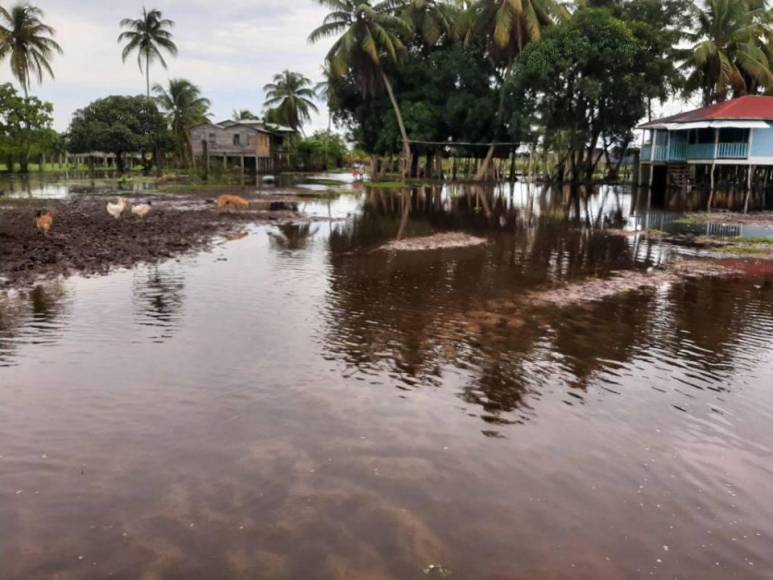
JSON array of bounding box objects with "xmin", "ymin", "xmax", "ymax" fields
[{"xmin": 268, "ymin": 222, "xmax": 319, "ymax": 251}]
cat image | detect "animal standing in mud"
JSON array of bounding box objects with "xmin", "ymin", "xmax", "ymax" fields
[
  {"xmin": 107, "ymin": 198, "xmax": 129, "ymax": 219},
  {"xmin": 34, "ymin": 209, "xmax": 54, "ymax": 236},
  {"xmin": 132, "ymin": 202, "xmax": 152, "ymax": 218},
  {"xmin": 216, "ymin": 195, "xmax": 251, "ymax": 210}
]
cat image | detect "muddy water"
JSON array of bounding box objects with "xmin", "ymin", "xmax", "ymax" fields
[{"xmin": 2, "ymin": 185, "xmax": 773, "ymax": 579}]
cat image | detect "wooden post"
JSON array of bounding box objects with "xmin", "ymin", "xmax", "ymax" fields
[
  {"xmin": 708, "ymin": 163, "xmax": 716, "ymax": 212},
  {"xmin": 744, "ymin": 165, "xmax": 754, "ymax": 213},
  {"xmin": 240, "ymin": 155, "xmax": 245, "ymax": 176}
]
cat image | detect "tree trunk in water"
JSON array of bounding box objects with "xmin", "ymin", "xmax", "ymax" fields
[
  {"xmin": 380, "ymin": 71, "xmax": 411, "ymax": 181},
  {"xmin": 475, "ymin": 146, "xmax": 496, "ymax": 181}
]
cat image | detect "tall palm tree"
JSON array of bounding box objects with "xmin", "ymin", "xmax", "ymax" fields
[
  {"xmin": 153, "ymin": 78, "xmax": 210, "ymax": 166},
  {"xmin": 315, "ymin": 66, "xmax": 335, "ymax": 169},
  {"xmin": 684, "ymin": 0, "xmax": 773, "ymax": 105},
  {"xmin": 262, "ymin": 70, "xmax": 319, "ymax": 133},
  {"xmin": 470, "ymin": 0, "xmax": 567, "ymax": 64},
  {"xmin": 118, "ymin": 8, "xmax": 177, "ymax": 100},
  {"xmin": 399, "ymin": 0, "xmax": 456, "ymax": 46},
  {"xmin": 0, "ymin": 3, "xmax": 62, "ymax": 97},
  {"xmin": 310, "ymin": 0, "xmax": 414, "ymax": 179}
]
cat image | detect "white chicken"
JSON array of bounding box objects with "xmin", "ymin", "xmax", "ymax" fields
[
  {"xmin": 131, "ymin": 202, "xmax": 152, "ymax": 218},
  {"xmin": 107, "ymin": 197, "xmax": 129, "ymax": 219}
]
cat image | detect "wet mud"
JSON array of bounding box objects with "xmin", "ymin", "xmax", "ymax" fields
[
  {"xmin": 0, "ymin": 196, "xmax": 299, "ymax": 287},
  {"xmin": 380, "ymin": 232, "xmax": 488, "ymax": 252}
]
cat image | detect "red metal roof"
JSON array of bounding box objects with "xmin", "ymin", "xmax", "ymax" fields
[{"xmin": 640, "ymin": 96, "xmax": 773, "ymax": 128}]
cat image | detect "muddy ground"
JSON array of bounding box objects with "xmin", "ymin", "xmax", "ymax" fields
[{"xmin": 0, "ymin": 194, "xmax": 302, "ymax": 287}]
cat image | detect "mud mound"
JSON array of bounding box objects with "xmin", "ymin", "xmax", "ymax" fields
[
  {"xmin": 0, "ymin": 198, "xmax": 298, "ymax": 287},
  {"xmin": 380, "ymin": 232, "xmax": 488, "ymax": 252}
]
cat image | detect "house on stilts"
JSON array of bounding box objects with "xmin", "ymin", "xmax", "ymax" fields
[
  {"xmin": 189, "ymin": 120, "xmax": 295, "ymax": 174},
  {"xmin": 638, "ymin": 96, "xmax": 773, "ymax": 211}
]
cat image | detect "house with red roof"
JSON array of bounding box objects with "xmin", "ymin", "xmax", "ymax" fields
[{"xmin": 637, "ymin": 96, "xmax": 773, "ymax": 210}]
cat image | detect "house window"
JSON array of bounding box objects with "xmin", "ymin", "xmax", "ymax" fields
[
  {"xmin": 718, "ymin": 128, "xmax": 749, "ymax": 143},
  {"xmin": 233, "ymin": 134, "xmax": 241, "ymax": 146},
  {"xmin": 208, "ymin": 133, "xmax": 216, "ymax": 145}
]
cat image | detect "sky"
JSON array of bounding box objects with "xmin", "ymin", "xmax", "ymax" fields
[{"xmin": 0, "ymin": 0, "xmax": 335, "ymax": 132}]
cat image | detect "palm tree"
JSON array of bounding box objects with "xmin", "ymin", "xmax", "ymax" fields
[
  {"xmin": 315, "ymin": 66, "xmax": 335, "ymax": 169},
  {"xmin": 309, "ymin": 0, "xmax": 414, "ymax": 179},
  {"xmin": 400, "ymin": 0, "xmax": 456, "ymax": 46},
  {"xmin": 153, "ymin": 79, "xmax": 210, "ymax": 166},
  {"xmin": 684, "ymin": 0, "xmax": 773, "ymax": 106},
  {"xmin": 118, "ymin": 8, "xmax": 177, "ymax": 100},
  {"xmin": 0, "ymin": 3, "xmax": 62, "ymax": 97},
  {"xmin": 468, "ymin": 0, "xmax": 566, "ymax": 180},
  {"xmin": 262, "ymin": 70, "xmax": 319, "ymax": 134}
]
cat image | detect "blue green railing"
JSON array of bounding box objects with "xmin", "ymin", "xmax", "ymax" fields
[
  {"xmin": 641, "ymin": 145, "xmax": 652, "ymax": 160},
  {"xmin": 687, "ymin": 143, "xmax": 717, "ymax": 160},
  {"xmin": 717, "ymin": 142, "xmax": 749, "ymax": 159},
  {"xmin": 653, "ymin": 145, "xmax": 667, "ymax": 162},
  {"xmin": 669, "ymin": 142, "xmax": 687, "ymax": 161}
]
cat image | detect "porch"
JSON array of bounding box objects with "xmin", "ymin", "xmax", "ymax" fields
[{"xmin": 641, "ymin": 128, "xmax": 751, "ymax": 164}]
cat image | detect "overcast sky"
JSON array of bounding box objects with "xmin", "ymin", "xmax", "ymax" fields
[{"xmin": 0, "ymin": 0, "xmax": 334, "ymax": 132}]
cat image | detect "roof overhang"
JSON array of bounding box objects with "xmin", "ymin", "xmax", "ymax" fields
[{"xmin": 639, "ymin": 120, "xmax": 770, "ymax": 130}]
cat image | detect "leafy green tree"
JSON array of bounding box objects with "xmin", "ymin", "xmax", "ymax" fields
[
  {"xmin": 262, "ymin": 70, "xmax": 319, "ymax": 133},
  {"xmin": 232, "ymin": 109, "xmax": 259, "ymax": 121},
  {"xmin": 118, "ymin": 8, "xmax": 177, "ymax": 100},
  {"xmin": 153, "ymin": 78, "xmax": 210, "ymax": 166},
  {"xmin": 67, "ymin": 95, "xmax": 170, "ymax": 173},
  {"xmin": 291, "ymin": 130, "xmax": 349, "ymax": 170},
  {"xmin": 0, "ymin": 82, "xmax": 55, "ymax": 172},
  {"xmin": 684, "ymin": 0, "xmax": 773, "ymax": 105},
  {"xmin": 509, "ymin": 8, "xmax": 650, "ymax": 184},
  {"xmin": 310, "ymin": 0, "xmax": 413, "ymax": 178},
  {"xmin": 0, "ymin": 3, "xmax": 62, "ymax": 97}
]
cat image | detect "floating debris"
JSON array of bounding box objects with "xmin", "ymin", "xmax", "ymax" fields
[
  {"xmin": 423, "ymin": 564, "xmax": 453, "ymax": 577},
  {"xmin": 380, "ymin": 232, "xmax": 487, "ymax": 252}
]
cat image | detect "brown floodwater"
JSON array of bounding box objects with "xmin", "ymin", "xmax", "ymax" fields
[{"xmin": 2, "ymin": 184, "xmax": 773, "ymax": 579}]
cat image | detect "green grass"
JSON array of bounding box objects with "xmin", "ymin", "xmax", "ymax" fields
[
  {"xmin": 673, "ymin": 216, "xmax": 705, "ymax": 226},
  {"xmin": 739, "ymin": 237, "xmax": 773, "ymax": 244},
  {"xmin": 366, "ymin": 181, "xmax": 406, "ymax": 189},
  {"xmin": 646, "ymin": 228, "xmax": 668, "ymax": 237}
]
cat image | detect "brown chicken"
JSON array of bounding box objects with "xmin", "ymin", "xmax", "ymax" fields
[
  {"xmin": 35, "ymin": 209, "xmax": 54, "ymax": 236},
  {"xmin": 216, "ymin": 194, "xmax": 250, "ymax": 210}
]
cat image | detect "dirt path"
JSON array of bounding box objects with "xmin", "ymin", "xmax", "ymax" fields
[{"xmin": 0, "ymin": 195, "xmax": 300, "ymax": 287}]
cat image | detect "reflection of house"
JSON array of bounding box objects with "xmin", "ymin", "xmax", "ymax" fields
[
  {"xmin": 638, "ymin": 96, "xmax": 773, "ymax": 209},
  {"xmin": 189, "ymin": 121, "xmax": 295, "ymax": 174}
]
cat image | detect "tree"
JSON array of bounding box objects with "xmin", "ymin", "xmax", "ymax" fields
[
  {"xmin": 291, "ymin": 130, "xmax": 349, "ymax": 170},
  {"xmin": 118, "ymin": 8, "xmax": 177, "ymax": 100},
  {"xmin": 232, "ymin": 109, "xmax": 259, "ymax": 121},
  {"xmin": 262, "ymin": 70, "xmax": 319, "ymax": 133},
  {"xmin": 684, "ymin": 0, "xmax": 773, "ymax": 106},
  {"xmin": 310, "ymin": 0, "xmax": 414, "ymax": 179},
  {"xmin": 468, "ymin": 0, "xmax": 567, "ymax": 179},
  {"xmin": 0, "ymin": 3, "xmax": 62, "ymax": 97},
  {"xmin": 153, "ymin": 78, "xmax": 210, "ymax": 166},
  {"xmin": 67, "ymin": 95, "xmax": 170, "ymax": 173},
  {"xmin": 509, "ymin": 8, "xmax": 650, "ymax": 185},
  {"xmin": 399, "ymin": 0, "xmax": 456, "ymax": 46},
  {"xmin": 0, "ymin": 82, "xmax": 55, "ymax": 172}
]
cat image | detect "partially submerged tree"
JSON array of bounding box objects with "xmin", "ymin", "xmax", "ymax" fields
[
  {"xmin": 509, "ymin": 8, "xmax": 650, "ymax": 185},
  {"xmin": 0, "ymin": 3, "xmax": 62, "ymax": 97},
  {"xmin": 153, "ymin": 78, "xmax": 210, "ymax": 166},
  {"xmin": 118, "ymin": 8, "xmax": 178, "ymax": 100},
  {"xmin": 67, "ymin": 95, "xmax": 170, "ymax": 173},
  {"xmin": 310, "ymin": 0, "xmax": 413, "ymax": 178},
  {"xmin": 262, "ymin": 70, "xmax": 319, "ymax": 133}
]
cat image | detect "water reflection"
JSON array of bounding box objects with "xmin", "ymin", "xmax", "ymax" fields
[
  {"xmin": 268, "ymin": 222, "xmax": 319, "ymax": 252},
  {"xmin": 0, "ymin": 281, "xmax": 70, "ymax": 366},
  {"xmin": 132, "ymin": 266, "xmax": 186, "ymax": 343}
]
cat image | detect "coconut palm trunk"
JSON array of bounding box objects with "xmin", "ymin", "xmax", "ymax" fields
[{"xmin": 381, "ymin": 71, "xmax": 412, "ymax": 180}]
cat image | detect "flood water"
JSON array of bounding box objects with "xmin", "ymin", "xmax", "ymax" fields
[{"xmin": 2, "ymin": 183, "xmax": 773, "ymax": 579}]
